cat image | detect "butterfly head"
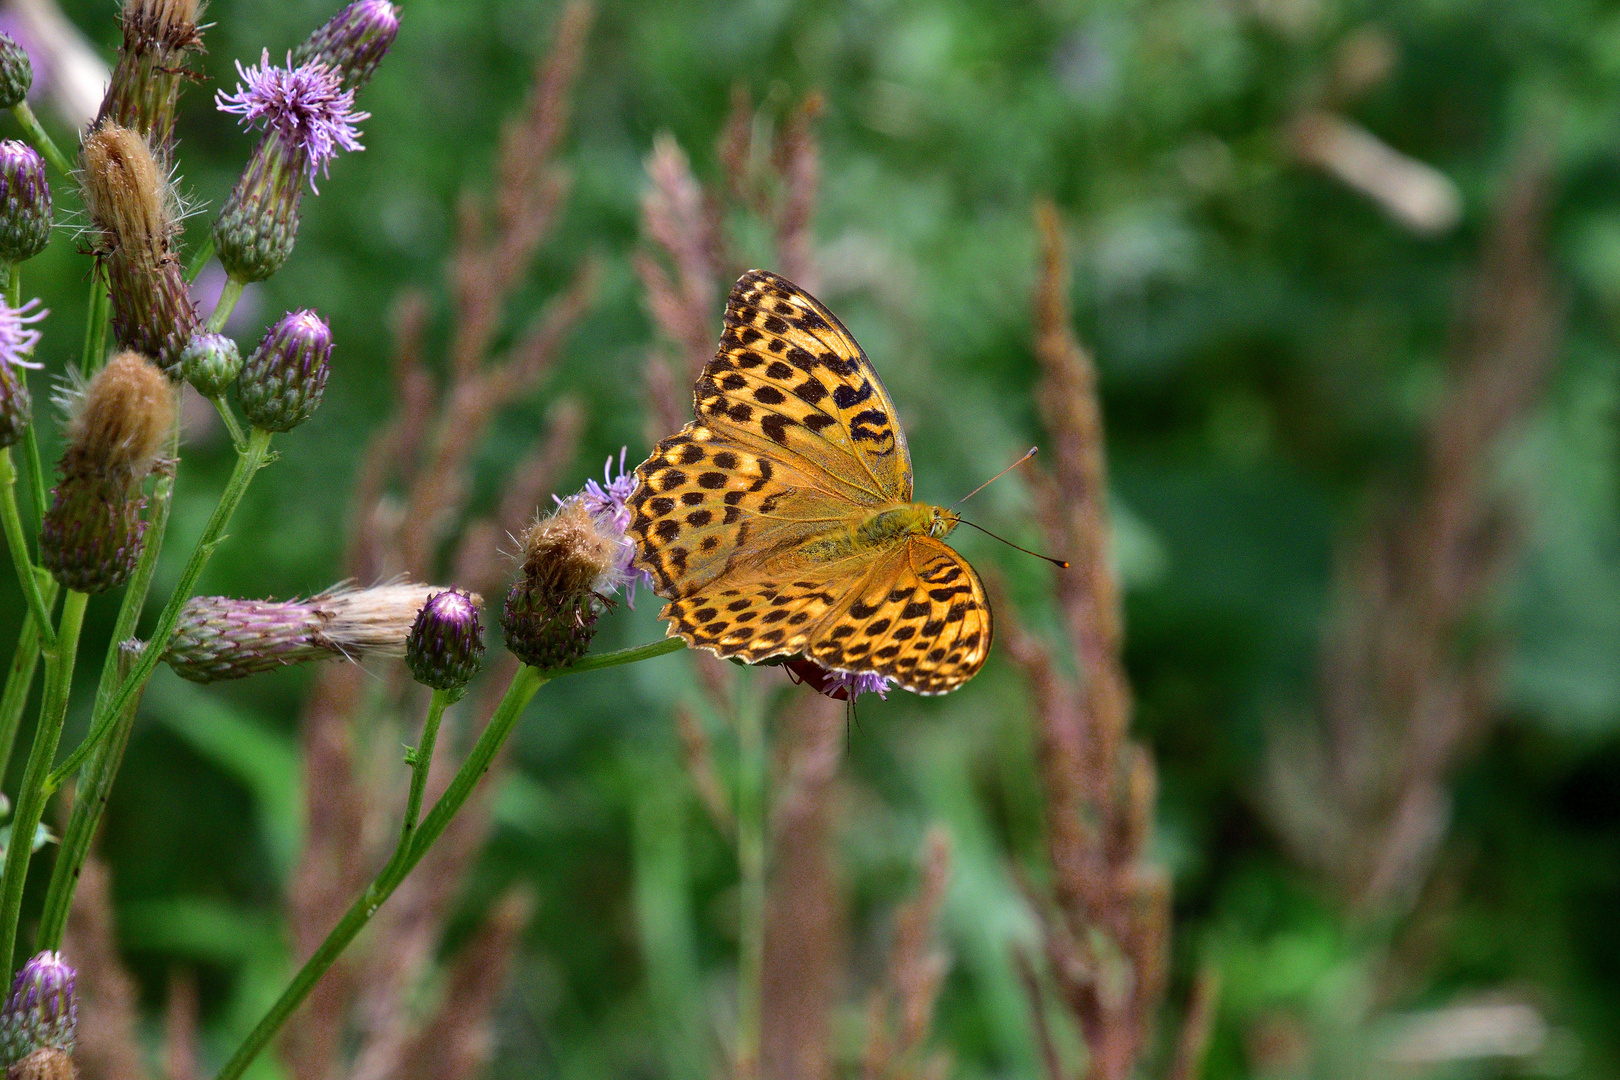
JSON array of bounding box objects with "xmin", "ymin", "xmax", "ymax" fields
[{"xmin": 923, "ymin": 504, "xmax": 961, "ymax": 540}]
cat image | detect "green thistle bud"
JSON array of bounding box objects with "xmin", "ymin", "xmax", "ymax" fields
[
  {"xmin": 0, "ymin": 952, "xmax": 75, "ymax": 1066},
  {"xmin": 0, "ymin": 142, "xmax": 50, "ymax": 264},
  {"xmin": 163, "ymin": 582, "xmax": 465, "ymax": 683},
  {"xmin": 39, "ymin": 351, "xmax": 174, "ymax": 594},
  {"xmin": 178, "ymin": 332, "xmax": 241, "ymax": 399},
  {"xmin": 213, "ymin": 132, "xmax": 302, "ymax": 284},
  {"xmin": 237, "ymin": 310, "xmax": 331, "ymax": 432},
  {"xmin": 293, "ymin": 1, "xmax": 401, "ymax": 91},
  {"xmin": 0, "ymin": 34, "xmax": 33, "ymax": 111},
  {"xmin": 501, "ymin": 499, "xmax": 626, "ymax": 669},
  {"xmin": 0, "ymin": 362, "xmax": 28, "ymax": 450},
  {"xmin": 406, "ymin": 589, "xmax": 485, "ymax": 690}
]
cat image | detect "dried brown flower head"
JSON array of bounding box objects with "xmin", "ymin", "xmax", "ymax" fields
[{"xmin": 65, "ymin": 351, "xmax": 173, "ymax": 482}]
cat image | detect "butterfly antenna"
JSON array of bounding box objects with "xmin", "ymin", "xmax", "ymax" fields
[
  {"xmin": 951, "ymin": 447, "xmax": 1039, "ymax": 509},
  {"xmin": 957, "ymin": 518, "xmax": 1070, "ymax": 568}
]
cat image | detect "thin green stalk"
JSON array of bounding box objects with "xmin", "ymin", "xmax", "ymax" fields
[
  {"xmin": 734, "ymin": 678, "xmax": 767, "ymax": 1080},
  {"xmin": 0, "ymin": 569, "xmax": 57, "ymax": 783},
  {"xmin": 47, "ymin": 427, "xmax": 274, "ymax": 790},
  {"xmin": 210, "ymin": 397, "xmax": 247, "ymax": 452},
  {"xmin": 0, "ymin": 450, "xmax": 54, "ymax": 645},
  {"xmin": 86, "ymin": 283, "xmax": 109, "ymax": 375},
  {"xmin": 34, "ymin": 420, "xmax": 183, "ymax": 950},
  {"xmin": 8, "ymin": 103, "xmax": 71, "ymax": 176},
  {"xmin": 0, "ymin": 588, "xmax": 87, "ymax": 975},
  {"xmin": 402, "ymin": 690, "xmax": 450, "ymax": 838},
  {"xmin": 213, "ymin": 665, "xmax": 548, "ymax": 1080},
  {"xmin": 212, "ymin": 634, "xmax": 691, "ymax": 1080},
  {"xmin": 205, "ymin": 278, "xmax": 245, "ymax": 334}
]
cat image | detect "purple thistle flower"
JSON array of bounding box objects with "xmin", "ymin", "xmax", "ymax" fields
[
  {"xmin": 216, "ymin": 51, "xmax": 368, "ymax": 189},
  {"xmin": 566, "ymin": 447, "xmax": 654, "ymax": 606},
  {"xmin": 0, "ymin": 297, "xmax": 46, "ymax": 371}
]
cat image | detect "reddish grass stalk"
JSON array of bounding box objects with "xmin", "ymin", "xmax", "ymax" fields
[{"xmin": 862, "ymin": 828, "xmax": 954, "ymax": 1080}]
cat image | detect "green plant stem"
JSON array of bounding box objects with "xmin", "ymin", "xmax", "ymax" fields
[
  {"xmin": 205, "ymin": 278, "xmax": 245, "ymax": 334},
  {"xmin": 46, "ymin": 427, "xmax": 274, "ymax": 790},
  {"xmin": 210, "ymin": 396, "xmax": 247, "ymax": 451},
  {"xmin": 403, "ymin": 690, "xmax": 449, "ymax": 838},
  {"xmin": 0, "ymin": 569, "xmax": 57, "ymax": 783},
  {"xmin": 212, "ymin": 634, "xmax": 690, "ymax": 1080},
  {"xmin": 79, "ymin": 265, "xmax": 110, "ymax": 375},
  {"xmin": 0, "ymin": 588, "xmax": 87, "ymax": 975},
  {"xmin": 734, "ymin": 679, "xmax": 767, "ymax": 1080},
  {"xmin": 8, "ymin": 103, "xmax": 71, "ymax": 176},
  {"xmin": 34, "ymin": 420, "xmax": 183, "ymax": 951},
  {"xmin": 0, "ymin": 450, "xmax": 54, "ymax": 645}
]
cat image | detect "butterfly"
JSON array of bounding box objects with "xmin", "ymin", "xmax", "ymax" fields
[{"xmin": 628, "ymin": 269, "xmax": 991, "ymax": 696}]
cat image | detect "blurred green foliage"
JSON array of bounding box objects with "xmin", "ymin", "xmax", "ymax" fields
[{"xmin": 5, "ymin": 0, "xmax": 1620, "ymax": 1076}]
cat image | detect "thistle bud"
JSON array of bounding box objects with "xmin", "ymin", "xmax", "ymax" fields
[
  {"xmin": 0, "ymin": 142, "xmax": 49, "ymax": 264},
  {"xmin": 40, "ymin": 352, "xmax": 174, "ymax": 593},
  {"xmin": 405, "ymin": 589, "xmax": 485, "ymax": 690},
  {"xmin": 0, "ymin": 34, "xmax": 32, "ymax": 111},
  {"xmin": 293, "ymin": 1, "xmax": 401, "ymax": 91},
  {"xmin": 214, "ymin": 53, "xmax": 368, "ymax": 282},
  {"xmin": 163, "ymin": 582, "xmax": 475, "ymax": 683},
  {"xmin": 79, "ymin": 124, "xmax": 200, "ymax": 376},
  {"xmin": 177, "ymin": 333, "xmax": 241, "ymax": 399},
  {"xmin": 0, "ymin": 952, "xmax": 75, "ymax": 1065},
  {"xmin": 237, "ymin": 310, "xmax": 331, "ymax": 432},
  {"xmin": 97, "ymin": 0, "xmax": 205, "ymax": 160},
  {"xmin": 0, "ymin": 361, "xmax": 29, "ymax": 450},
  {"xmin": 501, "ymin": 499, "xmax": 626, "ymax": 669}
]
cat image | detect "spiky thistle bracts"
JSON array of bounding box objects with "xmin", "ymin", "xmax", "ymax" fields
[
  {"xmin": 0, "ymin": 33, "xmax": 31, "ymax": 110},
  {"xmin": 405, "ymin": 589, "xmax": 485, "ymax": 691},
  {"xmin": 502, "ymin": 498, "xmax": 629, "ymax": 669},
  {"xmin": 97, "ymin": 0, "xmax": 205, "ymax": 161},
  {"xmin": 163, "ymin": 582, "xmax": 480, "ymax": 683},
  {"xmin": 79, "ymin": 123, "xmax": 200, "ymax": 376},
  {"xmin": 0, "ymin": 142, "xmax": 51, "ymax": 264},
  {"xmin": 292, "ymin": 1, "xmax": 401, "ymax": 92},
  {"xmin": 39, "ymin": 351, "xmax": 174, "ymax": 593},
  {"xmin": 0, "ymin": 952, "xmax": 75, "ymax": 1065},
  {"xmin": 237, "ymin": 310, "xmax": 331, "ymax": 432}
]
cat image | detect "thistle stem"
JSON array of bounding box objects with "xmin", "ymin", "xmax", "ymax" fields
[
  {"xmin": 205, "ymin": 277, "xmax": 245, "ymax": 334},
  {"xmin": 46, "ymin": 427, "xmax": 274, "ymax": 790},
  {"xmin": 0, "ymin": 567, "xmax": 56, "ymax": 782},
  {"xmin": 8, "ymin": 103, "xmax": 71, "ymax": 177},
  {"xmin": 734, "ymin": 679, "xmax": 767, "ymax": 1080},
  {"xmin": 0, "ymin": 449, "xmax": 54, "ymax": 646},
  {"xmin": 211, "ymin": 635, "xmax": 691, "ymax": 1080},
  {"xmin": 35, "ymin": 421, "xmax": 182, "ymax": 951},
  {"xmin": 210, "ymin": 396, "xmax": 247, "ymax": 452},
  {"xmin": 0, "ymin": 588, "xmax": 87, "ymax": 975},
  {"xmin": 403, "ymin": 690, "xmax": 449, "ymax": 839}
]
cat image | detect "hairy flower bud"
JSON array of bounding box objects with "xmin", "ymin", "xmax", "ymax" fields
[
  {"xmin": 502, "ymin": 499, "xmax": 626, "ymax": 669},
  {"xmin": 237, "ymin": 310, "xmax": 331, "ymax": 432},
  {"xmin": 0, "ymin": 142, "xmax": 50, "ymax": 264},
  {"xmin": 405, "ymin": 589, "xmax": 485, "ymax": 690},
  {"xmin": 163, "ymin": 581, "xmax": 476, "ymax": 683},
  {"xmin": 97, "ymin": 0, "xmax": 204, "ymax": 160},
  {"xmin": 40, "ymin": 352, "xmax": 174, "ymax": 593},
  {"xmin": 0, "ymin": 952, "xmax": 75, "ymax": 1065},
  {"xmin": 293, "ymin": 1, "xmax": 401, "ymax": 91},
  {"xmin": 0, "ymin": 362, "xmax": 27, "ymax": 450},
  {"xmin": 0, "ymin": 34, "xmax": 32, "ymax": 111},
  {"xmin": 177, "ymin": 332, "xmax": 241, "ymax": 399},
  {"xmin": 80, "ymin": 124, "xmax": 200, "ymax": 375}
]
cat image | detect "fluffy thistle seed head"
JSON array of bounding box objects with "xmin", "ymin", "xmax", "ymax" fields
[
  {"xmin": 65, "ymin": 351, "xmax": 173, "ymax": 483},
  {"xmin": 0, "ymin": 951, "xmax": 76, "ymax": 1065},
  {"xmin": 40, "ymin": 352, "xmax": 173, "ymax": 593},
  {"xmin": 237, "ymin": 309, "xmax": 331, "ymax": 431},
  {"xmin": 293, "ymin": 1, "xmax": 401, "ymax": 91},
  {"xmin": 502, "ymin": 499, "xmax": 626, "ymax": 669},
  {"xmin": 79, "ymin": 124, "xmax": 169, "ymax": 260},
  {"xmin": 0, "ymin": 142, "xmax": 51, "ymax": 264},
  {"xmin": 0, "ymin": 34, "xmax": 32, "ymax": 110},
  {"xmin": 178, "ymin": 332, "xmax": 241, "ymax": 399},
  {"xmin": 406, "ymin": 589, "xmax": 485, "ymax": 691}
]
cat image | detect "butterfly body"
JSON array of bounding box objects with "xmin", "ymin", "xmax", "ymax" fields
[{"xmin": 629, "ymin": 270, "xmax": 991, "ymax": 696}]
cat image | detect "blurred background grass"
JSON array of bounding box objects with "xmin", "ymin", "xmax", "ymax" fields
[{"xmin": 5, "ymin": 0, "xmax": 1620, "ymax": 1077}]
